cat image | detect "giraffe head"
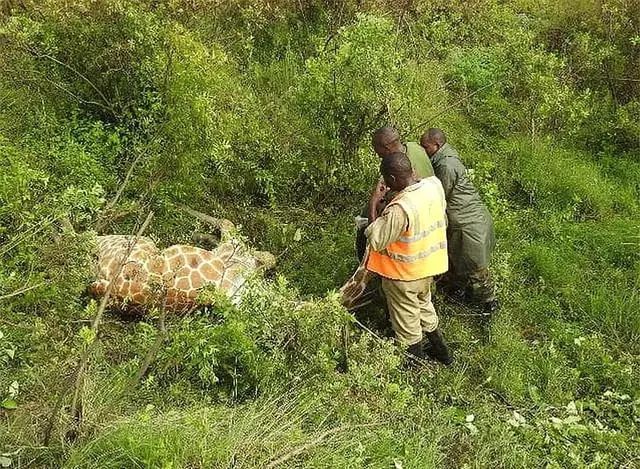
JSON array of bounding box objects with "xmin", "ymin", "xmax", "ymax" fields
[
  {"xmin": 339, "ymin": 248, "xmax": 378, "ymax": 311},
  {"xmin": 90, "ymin": 218, "xmax": 275, "ymax": 314}
]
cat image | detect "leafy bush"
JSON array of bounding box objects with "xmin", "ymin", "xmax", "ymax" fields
[
  {"xmin": 1, "ymin": 1, "xmax": 640, "ymax": 467},
  {"xmin": 132, "ymin": 277, "xmax": 352, "ymax": 401}
]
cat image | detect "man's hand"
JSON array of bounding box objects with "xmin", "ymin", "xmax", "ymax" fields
[
  {"xmin": 370, "ymin": 179, "xmax": 386, "ymax": 203},
  {"xmin": 368, "ymin": 179, "xmax": 388, "ymax": 224}
]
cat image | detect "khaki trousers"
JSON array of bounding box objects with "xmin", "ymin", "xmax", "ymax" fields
[{"xmin": 381, "ymin": 276, "xmax": 438, "ymax": 346}]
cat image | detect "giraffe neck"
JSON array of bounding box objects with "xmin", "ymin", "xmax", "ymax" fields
[{"xmin": 339, "ymin": 249, "xmax": 376, "ymax": 311}]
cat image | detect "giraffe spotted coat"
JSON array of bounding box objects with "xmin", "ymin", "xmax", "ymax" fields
[
  {"xmin": 89, "ymin": 217, "xmax": 373, "ymax": 314},
  {"xmin": 90, "ymin": 234, "xmax": 271, "ymax": 314}
]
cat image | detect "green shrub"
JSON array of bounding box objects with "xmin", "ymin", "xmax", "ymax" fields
[
  {"xmin": 1, "ymin": 2, "xmax": 640, "ymax": 467},
  {"xmin": 132, "ymin": 277, "xmax": 352, "ymax": 401},
  {"xmin": 497, "ymin": 139, "xmax": 626, "ymax": 219}
]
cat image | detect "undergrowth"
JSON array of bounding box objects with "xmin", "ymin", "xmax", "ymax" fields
[{"xmin": 1, "ymin": 0, "xmax": 639, "ymax": 467}]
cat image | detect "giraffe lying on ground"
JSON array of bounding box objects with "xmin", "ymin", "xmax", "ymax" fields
[
  {"xmin": 90, "ymin": 210, "xmax": 375, "ymax": 314},
  {"xmin": 89, "ymin": 218, "xmax": 276, "ymax": 314}
]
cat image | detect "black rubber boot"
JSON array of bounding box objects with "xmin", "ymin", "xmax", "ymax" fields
[
  {"xmin": 424, "ymin": 329, "xmax": 454, "ymax": 366},
  {"xmin": 404, "ymin": 341, "xmax": 425, "ymax": 368},
  {"xmin": 407, "ymin": 341, "xmax": 424, "ymax": 359}
]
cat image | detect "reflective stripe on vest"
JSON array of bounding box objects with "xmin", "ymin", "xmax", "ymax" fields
[
  {"xmin": 382, "ymin": 240, "xmax": 448, "ymax": 263},
  {"xmin": 398, "ymin": 219, "xmax": 446, "ymax": 243},
  {"xmin": 366, "ymin": 178, "xmax": 448, "ymax": 281}
]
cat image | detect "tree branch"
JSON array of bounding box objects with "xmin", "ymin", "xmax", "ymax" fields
[
  {"xmin": 0, "ymin": 282, "xmax": 47, "ymax": 301},
  {"xmin": 26, "ymin": 47, "xmax": 116, "ymax": 116},
  {"xmin": 95, "ymin": 151, "xmax": 145, "ymax": 232},
  {"xmin": 43, "ymin": 211, "xmax": 154, "ymax": 445}
]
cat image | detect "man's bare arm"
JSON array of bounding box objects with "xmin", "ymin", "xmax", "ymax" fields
[{"xmin": 368, "ymin": 179, "xmax": 387, "ymax": 224}]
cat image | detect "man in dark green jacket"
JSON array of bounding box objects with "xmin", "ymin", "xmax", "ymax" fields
[
  {"xmin": 420, "ymin": 128, "xmax": 498, "ymax": 315},
  {"xmin": 355, "ymin": 126, "xmax": 434, "ymax": 261}
]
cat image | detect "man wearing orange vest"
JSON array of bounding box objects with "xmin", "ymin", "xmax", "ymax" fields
[
  {"xmin": 365, "ymin": 152, "xmax": 453, "ymax": 365},
  {"xmin": 355, "ymin": 126, "xmax": 434, "ymax": 261}
]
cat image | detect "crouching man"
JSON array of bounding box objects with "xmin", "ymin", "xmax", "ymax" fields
[{"xmin": 365, "ymin": 152, "xmax": 453, "ymax": 365}]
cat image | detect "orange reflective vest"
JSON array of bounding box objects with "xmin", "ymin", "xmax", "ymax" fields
[{"xmin": 367, "ymin": 177, "xmax": 448, "ymax": 280}]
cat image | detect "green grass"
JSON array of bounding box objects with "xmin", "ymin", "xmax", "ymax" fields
[{"xmin": 2, "ymin": 2, "xmax": 640, "ymax": 467}]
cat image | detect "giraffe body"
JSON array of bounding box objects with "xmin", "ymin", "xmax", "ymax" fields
[
  {"xmin": 90, "ymin": 232, "xmax": 270, "ymax": 313},
  {"xmin": 89, "ymin": 215, "xmax": 373, "ymax": 314}
]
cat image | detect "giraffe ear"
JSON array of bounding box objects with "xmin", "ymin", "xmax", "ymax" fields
[{"xmin": 254, "ymin": 251, "xmax": 276, "ymax": 271}]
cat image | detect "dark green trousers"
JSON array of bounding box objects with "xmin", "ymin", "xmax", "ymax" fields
[{"xmin": 439, "ymin": 267, "xmax": 496, "ymax": 304}]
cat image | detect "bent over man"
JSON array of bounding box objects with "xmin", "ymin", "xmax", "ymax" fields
[
  {"xmin": 372, "ymin": 126, "xmax": 434, "ymax": 179},
  {"xmin": 364, "ymin": 152, "xmax": 453, "ymax": 365},
  {"xmin": 420, "ymin": 129, "xmax": 498, "ymax": 315},
  {"xmin": 356, "ymin": 126, "xmax": 434, "ymax": 261}
]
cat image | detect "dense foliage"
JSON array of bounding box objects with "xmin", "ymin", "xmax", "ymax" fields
[{"xmin": 1, "ymin": 1, "xmax": 639, "ymax": 467}]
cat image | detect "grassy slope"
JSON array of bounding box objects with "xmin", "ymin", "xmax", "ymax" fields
[
  {"xmin": 7, "ymin": 139, "xmax": 637, "ymax": 469},
  {"xmin": 1, "ymin": 2, "xmax": 639, "ymax": 468}
]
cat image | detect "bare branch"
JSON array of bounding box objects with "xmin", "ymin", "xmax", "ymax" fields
[
  {"xmin": 95, "ymin": 151, "xmax": 146, "ymax": 232},
  {"xmin": 25, "ymin": 47, "xmax": 116, "ymax": 116},
  {"xmin": 0, "ymin": 282, "xmax": 46, "ymax": 301},
  {"xmin": 1, "ymin": 68, "xmax": 111, "ymax": 112},
  {"xmin": 131, "ymin": 300, "xmax": 168, "ymax": 389},
  {"xmin": 177, "ymin": 204, "xmax": 235, "ymax": 234},
  {"xmin": 0, "ymin": 215, "xmax": 60, "ymax": 258},
  {"xmin": 44, "ymin": 211, "xmax": 154, "ymax": 445}
]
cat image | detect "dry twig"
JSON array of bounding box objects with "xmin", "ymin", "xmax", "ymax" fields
[
  {"xmin": 131, "ymin": 301, "xmax": 168, "ymax": 388},
  {"xmin": 0, "ymin": 282, "xmax": 47, "ymax": 301},
  {"xmin": 43, "ymin": 211, "xmax": 154, "ymax": 445}
]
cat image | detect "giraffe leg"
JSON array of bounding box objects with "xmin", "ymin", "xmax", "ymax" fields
[{"xmin": 340, "ymin": 249, "xmax": 378, "ymax": 311}]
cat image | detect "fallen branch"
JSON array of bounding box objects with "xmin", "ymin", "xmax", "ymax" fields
[
  {"xmin": 43, "ymin": 211, "xmax": 154, "ymax": 445},
  {"xmin": 0, "ymin": 282, "xmax": 46, "ymax": 301},
  {"xmin": 177, "ymin": 204, "xmax": 234, "ymax": 232}
]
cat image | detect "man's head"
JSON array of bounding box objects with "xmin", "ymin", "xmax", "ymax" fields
[
  {"xmin": 372, "ymin": 126, "xmax": 403, "ymax": 158},
  {"xmin": 420, "ymin": 128, "xmax": 447, "ymax": 157},
  {"xmin": 380, "ymin": 152, "xmax": 416, "ymax": 192}
]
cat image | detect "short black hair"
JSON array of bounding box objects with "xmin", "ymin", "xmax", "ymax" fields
[
  {"xmin": 372, "ymin": 126, "xmax": 400, "ymax": 146},
  {"xmin": 425, "ymin": 128, "xmax": 446, "ymax": 146},
  {"xmin": 380, "ymin": 152, "xmax": 412, "ymax": 179}
]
